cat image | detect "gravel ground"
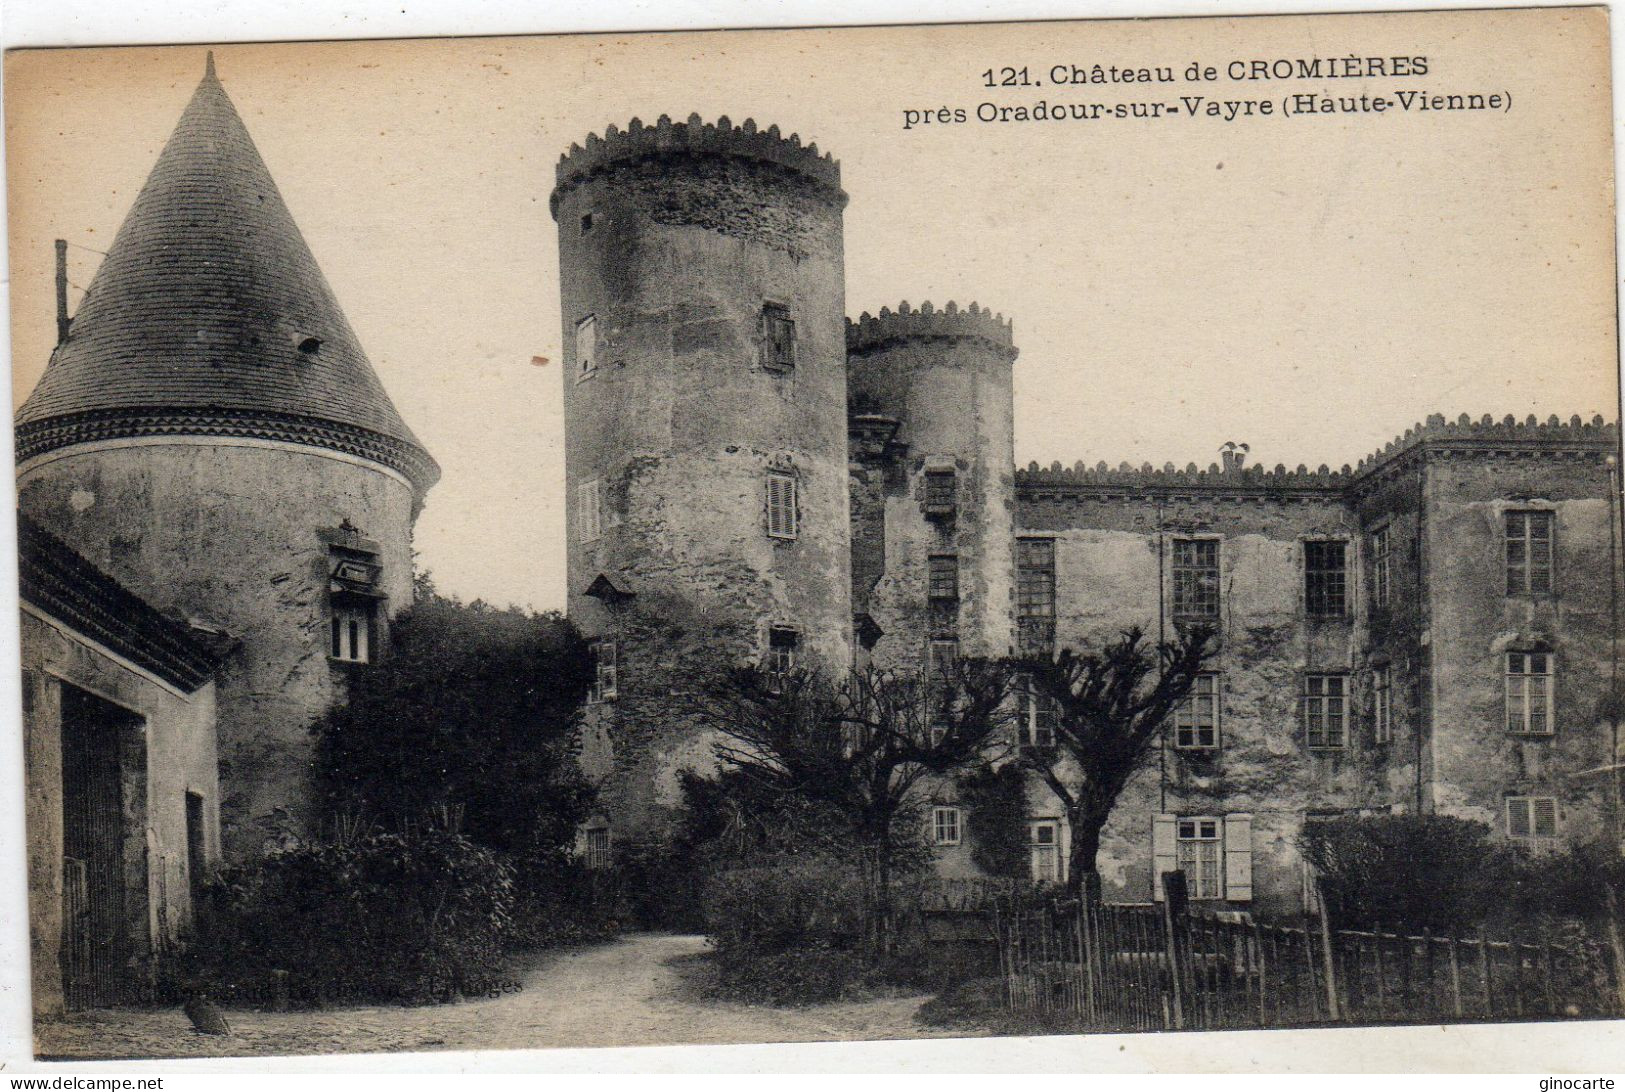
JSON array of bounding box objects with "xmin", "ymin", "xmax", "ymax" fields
[{"xmin": 34, "ymin": 933, "xmax": 975, "ymax": 1061}]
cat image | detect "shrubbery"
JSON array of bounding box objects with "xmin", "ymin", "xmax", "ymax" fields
[{"xmin": 183, "ymin": 826, "xmax": 514, "ymax": 1006}]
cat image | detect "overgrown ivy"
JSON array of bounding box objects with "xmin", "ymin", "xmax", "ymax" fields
[{"xmin": 956, "ymin": 763, "xmax": 1029, "ymax": 879}]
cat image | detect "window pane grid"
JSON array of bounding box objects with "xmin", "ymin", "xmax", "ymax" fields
[
  {"xmin": 1016, "ymin": 538, "xmax": 1057, "ymax": 655},
  {"xmin": 1176, "ymin": 818, "xmax": 1222, "ymax": 899},
  {"xmin": 924, "ymin": 470, "xmax": 956, "ymax": 511},
  {"xmin": 1305, "ymin": 540, "xmax": 1348, "ymax": 617},
  {"xmin": 1373, "ymin": 666, "xmax": 1393, "ymax": 744},
  {"xmin": 1174, "ymin": 673, "xmax": 1219, "ymax": 750},
  {"xmin": 1506, "ymin": 651, "xmax": 1555, "ymax": 735},
  {"xmin": 1372, "ymin": 527, "xmax": 1391, "ymax": 608},
  {"xmin": 1304, "ymin": 674, "xmax": 1347, "ymax": 749},
  {"xmin": 1506, "ymin": 511, "xmax": 1554, "ymax": 594},
  {"xmin": 1172, "ymin": 539, "xmax": 1220, "ymax": 617},
  {"xmin": 933, "ymin": 807, "xmax": 961, "ymax": 846},
  {"xmin": 928, "ymin": 554, "xmax": 960, "ymax": 601}
]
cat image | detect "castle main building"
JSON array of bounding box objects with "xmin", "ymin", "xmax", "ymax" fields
[{"xmin": 555, "ymin": 115, "xmax": 1622, "ymax": 913}]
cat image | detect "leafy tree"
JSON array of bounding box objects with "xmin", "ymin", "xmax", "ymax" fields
[
  {"xmin": 311, "ymin": 592, "xmax": 596, "ymax": 862},
  {"xmin": 688, "ymin": 659, "xmax": 1017, "ymax": 951},
  {"xmin": 1016, "ymin": 625, "xmax": 1217, "ymax": 898}
]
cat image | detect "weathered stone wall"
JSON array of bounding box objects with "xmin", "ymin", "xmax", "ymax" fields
[
  {"xmin": 22, "ymin": 609, "xmax": 220, "ymax": 1017},
  {"xmin": 554, "ymin": 119, "xmax": 853, "ymax": 840},
  {"xmin": 1017, "ymin": 479, "xmax": 1372, "ymax": 916},
  {"xmin": 18, "ymin": 441, "xmax": 417, "ymax": 860},
  {"xmin": 847, "ymin": 304, "xmax": 1017, "ymax": 668},
  {"xmin": 1419, "ymin": 452, "xmax": 1618, "ymax": 838}
]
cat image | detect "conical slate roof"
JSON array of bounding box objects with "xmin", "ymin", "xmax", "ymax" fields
[{"xmin": 16, "ymin": 56, "xmax": 439, "ymax": 495}]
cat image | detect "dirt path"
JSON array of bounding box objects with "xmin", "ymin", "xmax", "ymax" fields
[{"xmin": 35, "ymin": 934, "xmax": 971, "ymax": 1060}]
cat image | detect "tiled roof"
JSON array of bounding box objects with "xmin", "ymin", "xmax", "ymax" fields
[
  {"xmin": 15, "ymin": 55, "xmax": 438, "ymax": 496},
  {"xmin": 18, "ymin": 512, "xmax": 228, "ymax": 692}
]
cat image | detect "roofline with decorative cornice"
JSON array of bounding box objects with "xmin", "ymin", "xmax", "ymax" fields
[{"xmin": 15, "ymin": 407, "xmax": 441, "ymax": 500}]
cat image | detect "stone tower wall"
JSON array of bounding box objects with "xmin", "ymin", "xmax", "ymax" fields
[
  {"xmin": 552, "ymin": 116, "xmax": 853, "ymax": 835},
  {"xmin": 18, "ymin": 441, "xmax": 417, "ymax": 860},
  {"xmin": 847, "ymin": 302, "xmax": 1017, "ymax": 668}
]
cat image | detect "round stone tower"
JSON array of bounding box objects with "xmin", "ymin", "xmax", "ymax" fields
[
  {"xmin": 847, "ymin": 302, "xmax": 1018, "ymax": 667},
  {"xmin": 15, "ymin": 57, "xmax": 439, "ymax": 860},
  {"xmin": 551, "ymin": 115, "xmax": 853, "ymax": 832}
]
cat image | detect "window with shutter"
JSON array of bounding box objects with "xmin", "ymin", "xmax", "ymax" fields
[
  {"xmin": 765, "ymin": 472, "xmax": 797, "ymax": 539},
  {"xmin": 1176, "ymin": 817, "xmax": 1223, "ymax": 899},
  {"xmin": 575, "ymin": 314, "xmax": 597, "ymax": 378},
  {"xmin": 760, "ymin": 303, "xmax": 795, "ymax": 371},
  {"xmin": 1506, "ymin": 795, "xmax": 1559, "ymax": 848},
  {"xmin": 577, "ymin": 479, "xmax": 602, "ymax": 542},
  {"xmin": 1152, "ymin": 814, "xmax": 1178, "ymax": 901}
]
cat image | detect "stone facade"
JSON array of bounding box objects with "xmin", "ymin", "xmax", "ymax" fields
[{"xmin": 554, "ymin": 120, "xmax": 1621, "ymax": 911}]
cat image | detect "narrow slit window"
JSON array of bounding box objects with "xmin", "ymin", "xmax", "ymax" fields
[{"xmin": 575, "ymin": 314, "xmax": 598, "ymax": 378}]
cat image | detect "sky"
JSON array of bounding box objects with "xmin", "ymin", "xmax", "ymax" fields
[{"xmin": 6, "ymin": 9, "xmax": 1619, "ymax": 612}]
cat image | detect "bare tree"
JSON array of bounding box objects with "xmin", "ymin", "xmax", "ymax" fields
[
  {"xmin": 1016, "ymin": 624, "xmax": 1218, "ymax": 899},
  {"xmin": 687, "ymin": 658, "xmax": 1016, "ymax": 951}
]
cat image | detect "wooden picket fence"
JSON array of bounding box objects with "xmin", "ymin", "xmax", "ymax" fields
[{"xmin": 997, "ymin": 872, "xmax": 1625, "ymax": 1030}]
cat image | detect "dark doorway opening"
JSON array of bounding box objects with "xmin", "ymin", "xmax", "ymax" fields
[
  {"xmin": 185, "ymin": 790, "xmax": 207, "ymax": 922},
  {"xmin": 59, "ymin": 683, "xmax": 146, "ymax": 1010}
]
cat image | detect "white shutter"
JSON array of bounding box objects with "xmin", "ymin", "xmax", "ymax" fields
[
  {"xmin": 1533, "ymin": 797, "xmax": 1557, "ymax": 838},
  {"xmin": 1152, "ymin": 814, "xmax": 1178, "ymax": 901},
  {"xmin": 1224, "ymin": 813, "xmax": 1254, "ymax": 902}
]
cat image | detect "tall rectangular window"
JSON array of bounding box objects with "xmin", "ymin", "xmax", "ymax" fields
[
  {"xmin": 1506, "ymin": 511, "xmax": 1554, "ymax": 595},
  {"xmin": 766, "ymin": 472, "xmax": 797, "ymax": 539},
  {"xmin": 1304, "ymin": 540, "xmax": 1348, "ymax": 618},
  {"xmin": 585, "ymin": 828, "xmax": 612, "ymax": 870},
  {"xmin": 1172, "ymin": 538, "xmax": 1220, "ymax": 619},
  {"xmin": 577, "ymin": 479, "xmax": 602, "ymax": 542},
  {"xmin": 1373, "ymin": 665, "xmax": 1393, "ymax": 744},
  {"xmin": 1371, "ymin": 525, "xmax": 1392, "ymax": 609},
  {"xmin": 1303, "ymin": 674, "xmax": 1348, "ymax": 749},
  {"xmin": 1029, "ymin": 820, "xmax": 1062, "ymax": 882},
  {"xmin": 923, "ymin": 468, "xmax": 957, "ymax": 515},
  {"xmin": 575, "ymin": 314, "xmax": 597, "ymax": 378},
  {"xmin": 928, "ymin": 638, "xmax": 959, "ymax": 681},
  {"xmin": 766, "ymin": 627, "xmax": 800, "ymax": 678},
  {"xmin": 928, "ymin": 554, "xmax": 960, "ymax": 602},
  {"xmin": 1016, "ymin": 538, "xmax": 1056, "ymax": 655},
  {"xmin": 330, "ymin": 602, "xmax": 373, "ymax": 663},
  {"xmin": 1176, "ymin": 818, "xmax": 1223, "ymax": 900},
  {"xmin": 1020, "ymin": 677, "xmax": 1058, "ymax": 748},
  {"xmin": 1506, "ymin": 796, "xmax": 1558, "ymax": 848},
  {"xmin": 932, "ymin": 807, "xmax": 962, "ymax": 846},
  {"xmin": 1174, "ymin": 673, "xmax": 1220, "ymax": 750},
  {"xmin": 588, "ymin": 639, "xmax": 618, "ymax": 703},
  {"xmin": 1506, "ymin": 652, "xmax": 1555, "ymax": 735},
  {"xmin": 761, "ymin": 303, "xmax": 795, "ymax": 371}
]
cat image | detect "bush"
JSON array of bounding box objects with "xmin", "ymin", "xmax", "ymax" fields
[
  {"xmin": 508, "ymin": 854, "xmax": 623, "ymax": 949},
  {"xmin": 183, "ymin": 826, "xmax": 515, "ymax": 1006},
  {"xmin": 703, "ymin": 860, "xmax": 878, "ymax": 1004},
  {"xmin": 1301, "ymin": 814, "xmax": 1507, "ymax": 932}
]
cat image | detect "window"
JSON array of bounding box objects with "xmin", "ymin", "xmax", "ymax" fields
[
  {"xmin": 1016, "ymin": 538, "xmax": 1056, "ymax": 655},
  {"xmin": 330, "ymin": 602, "xmax": 373, "ymax": 663},
  {"xmin": 579, "ymin": 211, "xmax": 595, "ymax": 234},
  {"xmin": 1506, "ymin": 511, "xmax": 1554, "ymax": 595},
  {"xmin": 575, "ymin": 314, "xmax": 597, "ymax": 378},
  {"xmin": 1373, "ymin": 665, "xmax": 1393, "ymax": 744},
  {"xmin": 585, "ymin": 827, "xmax": 612, "ymax": 870},
  {"xmin": 1371, "ymin": 526, "xmax": 1392, "ymax": 609},
  {"xmin": 577, "ymin": 478, "xmax": 602, "ymax": 542},
  {"xmin": 1506, "ymin": 652, "xmax": 1555, "ymax": 735},
  {"xmin": 1304, "ymin": 540, "xmax": 1348, "ymax": 618},
  {"xmin": 932, "ymin": 807, "xmax": 962, "ymax": 846},
  {"xmin": 766, "ymin": 627, "xmax": 800, "ymax": 678},
  {"xmin": 760, "ymin": 303, "xmax": 795, "ymax": 371},
  {"xmin": 923, "ymin": 468, "xmax": 957, "ymax": 516},
  {"xmin": 1506, "ymin": 796, "xmax": 1558, "ymax": 848},
  {"xmin": 1303, "ymin": 674, "xmax": 1348, "ymax": 749},
  {"xmin": 766, "ymin": 471, "xmax": 797, "ymax": 539},
  {"xmin": 928, "ymin": 638, "xmax": 959, "ymax": 681},
  {"xmin": 588, "ymin": 639, "xmax": 618, "ymax": 703},
  {"xmin": 1176, "ymin": 818, "xmax": 1223, "ymax": 900},
  {"xmin": 1174, "ymin": 673, "xmax": 1220, "ymax": 750},
  {"xmin": 1172, "ymin": 538, "xmax": 1220, "ymax": 618},
  {"xmin": 1020, "ymin": 678, "xmax": 1058, "ymax": 748},
  {"xmin": 928, "ymin": 554, "xmax": 960, "ymax": 602},
  {"xmin": 1030, "ymin": 821, "xmax": 1063, "ymax": 882}
]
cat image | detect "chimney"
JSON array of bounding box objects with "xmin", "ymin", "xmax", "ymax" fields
[
  {"xmin": 54, "ymin": 239, "xmax": 70, "ymax": 345},
  {"xmin": 1220, "ymin": 441, "xmax": 1250, "ymax": 473}
]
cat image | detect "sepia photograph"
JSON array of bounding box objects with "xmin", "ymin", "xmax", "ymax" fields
[{"xmin": 3, "ymin": 4, "xmax": 1623, "ymax": 1067}]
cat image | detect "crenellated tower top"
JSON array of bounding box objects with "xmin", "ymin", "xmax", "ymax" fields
[
  {"xmin": 550, "ymin": 114, "xmax": 845, "ymax": 218},
  {"xmin": 846, "ymin": 300, "xmax": 1017, "ymax": 361}
]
